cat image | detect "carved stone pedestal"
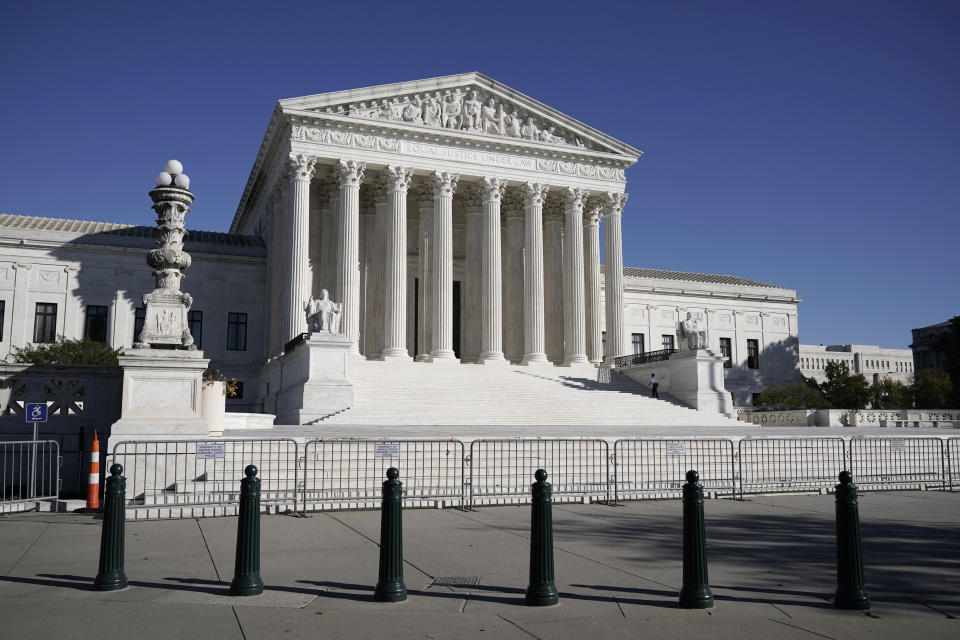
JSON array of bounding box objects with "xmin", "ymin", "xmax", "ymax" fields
[
  {"xmin": 108, "ymin": 349, "xmax": 211, "ymax": 450},
  {"xmin": 617, "ymin": 349, "xmax": 735, "ymax": 417},
  {"xmin": 263, "ymin": 334, "xmax": 354, "ymax": 425}
]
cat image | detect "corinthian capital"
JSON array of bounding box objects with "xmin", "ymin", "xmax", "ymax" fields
[
  {"xmin": 458, "ymin": 184, "xmax": 483, "ymax": 210},
  {"xmin": 432, "ymin": 171, "xmax": 459, "ymax": 196},
  {"xmin": 522, "ymin": 182, "xmax": 549, "ymax": 208},
  {"xmin": 603, "ymin": 191, "xmax": 628, "ymax": 215},
  {"xmin": 502, "ymin": 189, "xmax": 524, "ymax": 215},
  {"xmin": 564, "ymin": 187, "xmax": 587, "ymax": 211},
  {"xmin": 583, "ymin": 197, "xmax": 602, "ymax": 225},
  {"xmin": 336, "ymin": 159, "xmax": 366, "ymax": 187},
  {"xmin": 480, "ymin": 177, "xmax": 506, "ymax": 203},
  {"xmin": 288, "ymin": 153, "xmax": 317, "ymax": 182},
  {"xmin": 413, "ymin": 181, "xmax": 434, "ymax": 208},
  {"xmin": 385, "ymin": 165, "xmax": 414, "ymax": 192}
]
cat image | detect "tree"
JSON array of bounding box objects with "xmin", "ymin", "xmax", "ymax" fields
[
  {"xmin": 821, "ymin": 361, "xmax": 872, "ymax": 410},
  {"xmin": 936, "ymin": 315, "xmax": 960, "ymax": 408},
  {"xmin": 912, "ymin": 369, "xmax": 954, "ymax": 409},
  {"xmin": 754, "ymin": 379, "xmax": 826, "ymax": 410},
  {"xmin": 11, "ymin": 336, "xmax": 122, "ymax": 366},
  {"xmin": 870, "ymin": 378, "xmax": 912, "ymax": 410}
]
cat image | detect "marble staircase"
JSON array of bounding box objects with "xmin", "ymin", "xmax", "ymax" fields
[{"xmin": 314, "ymin": 359, "xmax": 743, "ymax": 427}]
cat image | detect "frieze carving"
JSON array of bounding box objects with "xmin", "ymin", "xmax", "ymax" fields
[
  {"xmin": 313, "ymin": 86, "xmax": 594, "ymax": 150},
  {"xmin": 290, "ymin": 125, "xmax": 627, "ymax": 182}
]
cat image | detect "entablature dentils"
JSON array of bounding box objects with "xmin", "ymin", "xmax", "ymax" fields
[{"xmin": 624, "ymin": 282, "xmax": 801, "ymax": 304}]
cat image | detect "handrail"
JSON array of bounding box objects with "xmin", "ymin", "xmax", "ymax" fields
[{"xmin": 611, "ymin": 348, "xmax": 677, "ymax": 368}]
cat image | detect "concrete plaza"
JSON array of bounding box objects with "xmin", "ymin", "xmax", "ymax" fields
[{"xmin": 1, "ymin": 491, "xmax": 958, "ymax": 639}]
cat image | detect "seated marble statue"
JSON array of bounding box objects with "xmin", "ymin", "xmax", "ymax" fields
[
  {"xmin": 679, "ymin": 312, "xmax": 708, "ymax": 350},
  {"xmin": 304, "ymin": 289, "xmax": 342, "ymax": 334}
]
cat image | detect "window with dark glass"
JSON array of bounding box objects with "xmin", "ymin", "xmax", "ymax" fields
[
  {"xmin": 601, "ymin": 331, "xmax": 606, "ymax": 360},
  {"xmin": 719, "ymin": 337, "xmax": 732, "ymax": 368},
  {"xmin": 227, "ymin": 312, "xmax": 247, "ymax": 351},
  {"xmin": 188, "ymin": 310, "xmax": 203, "ymax": 348},
  {"xmin": 631, "ymin": 333, "xmax": 644, "ymax": 354},
  {"xmin": 0, "ymin": 300, "xmax": 5, "ymax": 342},
  {"xmin": 661, "ymin": 334, "xmax": 674, "ymax": 351},
  {"xmin": 84, "ymin": 305, "xmax": 109, "ymax": 343},
  {"xmin": 134, "ymin": 306, "xmax": 146, "ymax": 341},
  {"xmin": 33, "ymin": 302, "xmax": 58, "ymax": 343},
  {"xmin": 747, "ymin": 338, "xmax": 760, "ymax": 369},
  {"xmin": 232, "ymin": 381, "xmax": 244, "ymax": 399}
]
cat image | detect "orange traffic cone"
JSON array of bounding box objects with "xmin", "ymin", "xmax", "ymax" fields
[{"xmin": 87, "ymin": 431, "xmax": 100, "ymax": 510}]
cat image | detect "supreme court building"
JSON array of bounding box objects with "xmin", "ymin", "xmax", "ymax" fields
[{"xmin": 0, "ymin": 74, "xmax": 802, "ymax": 417}]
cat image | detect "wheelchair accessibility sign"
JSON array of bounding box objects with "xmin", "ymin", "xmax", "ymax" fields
[{"xmin": 25, "ymin": 403, "xmax": 48, "ymax": 423}]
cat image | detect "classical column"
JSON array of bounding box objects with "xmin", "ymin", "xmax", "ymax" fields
[
  {"xmin": 285, "ymin": 154, "xmax": 315, "ymax": 342},
  {"xmin": 382, "ymin": 166, "xmax": 413, "ymax": 359},
  {"xmin": 522, "ymin": 183, "xmax": 549, "ymax": 364},
  {"xmin": 430, "ymin": 171, "xmax": 458, "ymax": 360},
  {"xmin": 336, "ymin": 159, "xmax": 365, "ymax": 355},
  {"xmin": 563, "ymin": 187, "xmax": 588, "ymax": 365},
  {"xmin": 371, "ymin": 177, "xmax": 389, "ymax": 357},
  {"xmin": 502, "ymin": 191, "xmax": 524, "ymax": 363},
  {"xmin": 543, "ymin": 199, "xmax": 565, "ymax": 364},
  {"xmin": 583, "ymin": 197, "xmax": 603, "ymax": 364},
  {"xmin": 603, "ymin": 192, "xmax": 628, "ymax": 361},
  {"xmin": 359, "ymin": 184, "xmax": 376, "ymax": 357},
  {"xmin": 321, "ymin": 180, "xmax": 339, "ymax": 300},
  {"xmin": 479, "ymin": 179, "xmax": 506, "ymax": 363},
  {"xmin": 460, "ymin": 185, "xmax": 484, "ymax": 363},
  {"xmin": 414, "ymin": 183, "xmax": 433, "ymax": 361}
]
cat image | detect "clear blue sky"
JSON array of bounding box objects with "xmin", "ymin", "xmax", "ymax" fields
[{"xmin": 2, "ymin": 1, "xmax": 957, "ymax": 349}]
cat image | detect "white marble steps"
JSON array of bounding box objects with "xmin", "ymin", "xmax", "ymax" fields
[{"xmin": 316, "ymin": 359, "xmax": 742, "ymax": 427}]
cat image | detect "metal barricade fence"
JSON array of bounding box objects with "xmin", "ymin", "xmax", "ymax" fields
[
  {"xmin": 948, "ymin": 438, "xmax": 959, "ymax": 491},
  {"xmin": 1, "ymin": 440, "xmax": 60, "ymax": 508},
  {"xmin": 849, "ymin": 437, "xmax": 945, "ymax": 491},
  {"xmin": 613, "ymin": 438, "xmax": 735, "ymax": 502},
  {"xmin": 300, "ymin": 439, "xmax": 465, "ymax": 511},
  {"xmin": 110, "ymin": 439, "xmax": 299, "ymax": 512},
  {"xmin": 738, "ymin": 437, "xmax": 846, "ymax": 498},
  {"xmin": 468, "ymin": 439, "xmax": 609, "ymax": 506}
]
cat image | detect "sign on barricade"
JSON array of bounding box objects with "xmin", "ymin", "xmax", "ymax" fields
[
  {"xmin": 613, "ymin": 438, "xmax": 735, "ymax": 502},
  {"xmin": 301, "ymin": 439, "xmax": 465, "ymax": 511},
  {"xmin": 468, "ymin": 439, "xmax": 609, "ymax": 506},
  {"xmin": 738, "ymin": 437, "xmax": 846, "ymax": 498},
  {"xmin": 849, "ymin": 437, "xmax": 945, "ymax": 491}
]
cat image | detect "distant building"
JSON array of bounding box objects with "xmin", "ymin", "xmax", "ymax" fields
[
  {"xmin": 799, "ymin": 344, "xmax": 913, "ymax": 385},
  {"xmin": 911, "ymin": 320, "xmax": 953, "ymax": 373}
]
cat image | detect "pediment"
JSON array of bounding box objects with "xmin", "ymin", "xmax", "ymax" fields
[{"xmin": 279, "ymin": 73, "xmax": 641, "ymax": 158}]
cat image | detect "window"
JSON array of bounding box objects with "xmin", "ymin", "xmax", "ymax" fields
[
  {"xmin": 188, "ymin": 310, "xmax": 203, "ymax": 348},
  {"xmin": 662, "ymin": 334, "xmax": 674, "ymax": 351},
  {"xmin": 719, "ymin": 337, "xmax": 732, "ymax": 368},
  {"xmin": 631, "ymin": 333, "xmax": 644, "ymax": 354},
  {"xmin": 601, "ymin": 331, "xmax": 606, "ymax": 360},
  {"xmin": 0, "ymin": 300, "xmax": 5, "ymax": 342},
  {"xmin": 134, "ymin": 306, "xmax": 146, "ymax": 341},
  {"xmin": 232, "ymin": 381, "xmax": 244, "ymax": 399},
  {"xmin": 33, "ymin": 302, "xmax": 57, "ymax": 343},
  {"xmin": 747, "ymin": 339, "xmax": 760, "ymax": 369},
  {"xmin": 227, "ymin": 312, "xmax": 247, "ymax": 351},
  {"xmin": 84, "ymin": 305, "xmax": 109, "ymax": 343},
  {"xmin": 752, "ymin": 392, "xmax": 761, "ymax": 407}
]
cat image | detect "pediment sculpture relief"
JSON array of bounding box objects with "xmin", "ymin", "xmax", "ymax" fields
[{"xmin": 316, "ymin": 87, "xmax": 595, "ymax": 151}]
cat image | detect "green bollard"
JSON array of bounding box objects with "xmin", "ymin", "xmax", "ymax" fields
[
  {"xmin": 230, "ymin": 465, "xmax": 264, "ymax": 596},
  {"xmin": 834, "ymin": 471, "xmax": 871, "ymax": 610},
  {"xmin": 525, "ymin": 469, "xmax": 559, "ymax": 606},
  {"xmin": 678, "ymin": 469, "xmax": 714, "ymax": 609},
  {"xmin": 374, "ymin": 467, "xmax": 407, "ymax": 602},
  {"xmin": 93, "ymin": 463, "xmax": 128, "ymax": 591}
]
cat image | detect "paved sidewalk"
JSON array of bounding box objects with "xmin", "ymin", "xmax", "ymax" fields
[{"xmin": 1, "ymin": 491, "xmax": 958, "ymax": 639}]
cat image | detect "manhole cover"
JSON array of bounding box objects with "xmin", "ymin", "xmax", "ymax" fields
[{"xmin": 431, "ymin": 576, "xmax": 480, "ymax": 587}]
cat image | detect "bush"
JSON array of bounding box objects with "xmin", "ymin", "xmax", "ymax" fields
[
  {"xmin": 870, "ymin": 378, "xmax": 912, "ymax": 410},
  {"xmin": 754, "ymin": 380, "xmax": 826, "ymax": 410},
  {"xmin": 912, "ymin": 369, "xmax": 954, "ymax": 409},
  {"xmin": 11, "ymin": 336, "xmax": 122, "ymax": 366}
]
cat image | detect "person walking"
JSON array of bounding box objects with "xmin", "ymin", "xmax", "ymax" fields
[{"xmin": 650, "ymin": 373, "xmax": 659, "ymax": 399}]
